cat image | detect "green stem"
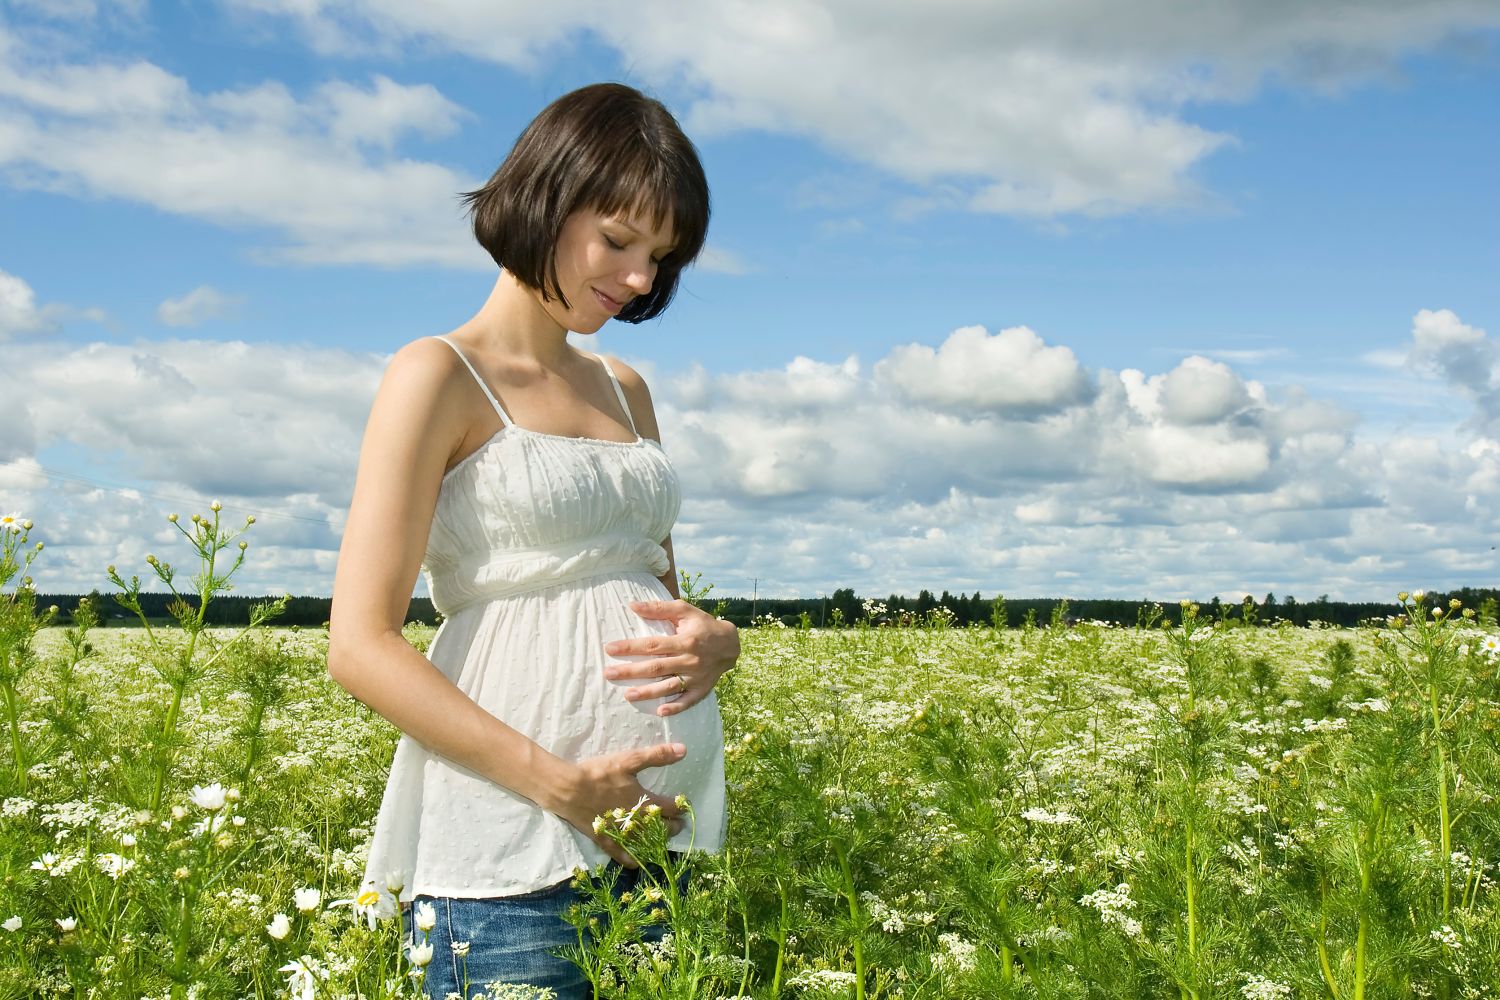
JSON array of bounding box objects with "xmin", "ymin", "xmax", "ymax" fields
[
  {"xmin": 149, "ymin": 613, "xmax": 203, "ymax": 811},
  {"xmin": 1353, "ymin": 869, "xmax": 1369, "ymax": 1000},
  {"xmin": 833, "ymin": 842, "xmax": 866, "ymax": 1000},
  {"xmin": 237, "ymin": 700, "xmax": 267, "ymax": 785},
  {"xmin": 1181, "ymin": 657, "xmax": 1201, "ymax": 1000},
  {"xmin": 736, "ymin": 895, "xmax": 753, "ymax": 999},
  {"xmin": 1185, "ymin": 810, "xmax": 1198, "ymax": 961},
  {"xmin": 0, "ymin": 680, "xmax": 27, "ymax": 791},
  {"xmin": 771, "ymin": 877, "xmax": 790, "ymax": 997},
  {"xmin": 1428, "ymin": 682, "xmax": 1452, "ymax": 917},
  {"xmin": 150, "ymin": 681, "xmax": 187, "ymax": 812},
  {"xmin": 998, "ymin": 897, "xmax": 1013, "ymax": 984},
  {"xmin": 170, "ymin": 889, "xmax": 192, "ymax": 998},
  {"xmin": 1352, "ymin": 793, "xmax": 1385, "ymax": 1000},
  {"xmin": 1317, "ymin": 897, "xmax": 1343, "ymax": 1000}
]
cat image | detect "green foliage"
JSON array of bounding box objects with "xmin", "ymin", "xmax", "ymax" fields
[
  {"xmin": 679, "ymin": 569, "xmax": 729, "ymax": 618},
  {"xmin": 989, "ymin": 594, "xmax": 1008, "ymax": 631},
  {"xmin": 2, "ymin": 562, "xmax": 1498, "ymax": 997}
]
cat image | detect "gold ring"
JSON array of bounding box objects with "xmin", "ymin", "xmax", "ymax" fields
[{"xmin": 675, "ymin": 674, "xmax": 688, "ymax": 694}]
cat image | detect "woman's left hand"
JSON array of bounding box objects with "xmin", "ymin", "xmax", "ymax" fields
[{"xmin": 603, "ymin": 600, "xmax": 739, "ymax": 716}]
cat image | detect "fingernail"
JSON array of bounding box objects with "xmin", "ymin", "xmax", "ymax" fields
[
  {"xmin": 671, "ymin": 742, "xmax": 687, "ymax": 755},
  {"xmin": 603, "ymin": 641, "xmax": 622, "ymax": 654},
  {"xmin": 603, "ymin": 668, "xmax": 620, "ymax": 679}
]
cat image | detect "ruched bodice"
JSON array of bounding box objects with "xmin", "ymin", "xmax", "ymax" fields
[
  {"xmin": 423, "ymin": 428, "xmax": 680, "ymax": 614},
  {"xmin": 363, "ymin": 337, "xmax": 725, "ymax": 901}
]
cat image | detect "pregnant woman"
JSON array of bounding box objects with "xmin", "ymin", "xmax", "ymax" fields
[{"xmin": 327, "ymin": 83, "xmax": 738, "ymax": 998}]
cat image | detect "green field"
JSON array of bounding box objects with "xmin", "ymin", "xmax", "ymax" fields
[
  {"xmin": 2, "ymin": 518, "xmax": 1498, "ymax": 998},
  {"xmin": 2, "ymin": 608, "xmax": 1497, "ymax": 998}
]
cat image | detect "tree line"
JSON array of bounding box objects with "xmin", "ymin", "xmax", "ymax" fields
[
  {"xmin": 714, "ymin": 587, "xmax": 1497, "ymax": 629},
  {"xmin": 32, "ymin": 585, "xmax": 1500, "ymax": 630}
]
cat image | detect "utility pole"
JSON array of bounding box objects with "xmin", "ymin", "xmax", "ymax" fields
[{"xmin": 751, "ymin": 578, "xmax": 758, "ymax": 621}]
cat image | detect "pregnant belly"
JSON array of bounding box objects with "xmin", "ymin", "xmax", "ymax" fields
[{"xmin": 436, "ymin": 570, "xmax": 724, "ymax": 806}]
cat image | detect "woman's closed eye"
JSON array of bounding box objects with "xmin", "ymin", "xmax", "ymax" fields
[{"xmin": 603, "ymin": 233, "xmax": 665, "ymax": 266}]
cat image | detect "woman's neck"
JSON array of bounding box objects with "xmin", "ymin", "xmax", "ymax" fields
[{"xmin": 464, "ymin": 270, "xmax": 573, "ymax": 368}]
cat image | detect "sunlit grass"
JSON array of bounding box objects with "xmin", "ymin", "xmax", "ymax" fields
[{"xmin": 2, "ymin": 515, "xmax": 1498, "ymax": 997}]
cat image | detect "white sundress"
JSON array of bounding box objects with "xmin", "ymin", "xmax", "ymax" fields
[{"xmin": 363, "ymin": 335, "xmax": 727, "ymax": 901}]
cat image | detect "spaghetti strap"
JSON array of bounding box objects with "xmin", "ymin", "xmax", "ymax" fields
[
  {"xmin": 432, "ymin": 335, "xmax": 510, "ymax": 427},
  {"xmin": 596, "ymin": 357, "xmax": 639, "ymax": 438}
]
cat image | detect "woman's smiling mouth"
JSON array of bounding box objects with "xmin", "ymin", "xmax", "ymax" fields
[{"xmin": 593, "ymin": 288, "xmax": 625, "ymax": 314}]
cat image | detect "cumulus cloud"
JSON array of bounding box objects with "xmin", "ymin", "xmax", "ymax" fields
[
  {"xmin": 877, "ymin": 325, "xmax": 1094, "ymax": 416},
  {"xmin": 0, "ymin": 34, "xmax": 484, "ymax": 267},
  {"xmin": 156, "ymin": 286, "xmax": 244, "ymax": 327},
  {"xmin": 1408, "ymin": 308, "xmax": 1500, "ymax": 435},
  {"xmin": 0, "ymin": 336, "xmax": 383, "ymax": 593},
  {"xmin": 0, "ymin": 266, "xmax": 104, "ymax": 341},
  {"xmin": 0, "ymin": 336, "xmax": 380, "ymax": 501},
  {"xmin": 657, "ymin": 314, "xmax": 1500, "ymax": 599},
  {"xmin": 5, "ymin": 311, "xmax": 1497, "ymax": 599},
  {"xmin": 667, "ymin": 325, "xmax": 1339, "ymax": 511},
  {"xmin": 0, "ymin": 268, "xmax": 51, "ymax": 340},
  {"xmin": 220, "ymin": 0, "xmax": 1500, "ymax": 217}
]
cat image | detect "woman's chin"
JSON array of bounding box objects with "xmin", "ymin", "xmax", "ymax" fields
[{"xmin": 567, "ymin": 317, "xmax": 607, "ymax": 336}]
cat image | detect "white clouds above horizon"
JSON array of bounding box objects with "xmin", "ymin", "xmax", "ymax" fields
[
  {"xmin": 3, "ymin": 307, "xmax": 1495, "ymax": 600},
  {"xmin": 0, "ymin": 266, "xmax": 104, "ymax": 342},
  {"xmin": 218, "ymin": 0, "xmax": 1499, "ymax": 218},
  {"xmin": 877, "ymin": 326, "xmax": 1094, "ymax": 416},
  {"xmin": 0, "ymin": 31, "xmax": 485, "ymax": 267},
  {"xmin": 156, "ymin": 286, "xmax": 244, "ymax": 327},
  {"xmin": 1409, "ymin": 308, "xmax": 1500, "ymax": 437},
  {"xmin": 0, "ymin": 267, "xmax": 51, "ymax": 340},
  {"xmin": 0, "ymin": 0, "xmax": 1492, "ymax": 265}
]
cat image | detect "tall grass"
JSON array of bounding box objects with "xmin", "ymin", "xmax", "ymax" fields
[{"xmin": 1, "ymin": 516, "xmax": 1497, "ymax": 997}]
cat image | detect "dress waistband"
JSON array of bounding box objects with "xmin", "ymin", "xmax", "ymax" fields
[{"xmin": 422, "ymin": 533, "xmax": 670, "ymax": 616}]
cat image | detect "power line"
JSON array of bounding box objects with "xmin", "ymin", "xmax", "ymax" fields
[{"xmin": 1, "ymin": 462, "xmax": 337, "ymax": 526}]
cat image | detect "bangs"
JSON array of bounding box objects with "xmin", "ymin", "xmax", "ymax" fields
[{"xmin": 579, "ymin": 143, "xmax": 709, "ymax": 267}]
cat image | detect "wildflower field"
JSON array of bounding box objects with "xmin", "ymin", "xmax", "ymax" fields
[{"xmin": 2, "ymin": 515, "xmax": 1499, "ymax": 999}]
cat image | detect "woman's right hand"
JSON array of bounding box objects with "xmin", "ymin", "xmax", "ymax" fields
[{"xmin": 554, "ymin": 742, "xmax": 687, "ymax": 866}]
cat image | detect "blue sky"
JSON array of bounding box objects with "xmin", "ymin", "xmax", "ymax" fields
[{"xmin": 3, "ymin": 1, "xmax": 1499, "ymax": 602}]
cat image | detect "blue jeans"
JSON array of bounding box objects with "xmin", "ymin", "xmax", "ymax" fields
[{"xmin": 414, "ymin": 864, "xmax": 675, "ymax": 1000}]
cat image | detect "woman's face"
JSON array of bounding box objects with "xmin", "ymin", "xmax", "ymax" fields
[{"xmin": 539, "ymin": 206, "xmax": 677, "ymax": 335}]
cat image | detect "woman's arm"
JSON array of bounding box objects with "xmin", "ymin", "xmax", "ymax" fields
[
  {"xmin": 328, "ymin": 339, "xmax": 684, "ymax": 864},
  {"xmin": 601, "ymin": 357, "xmax": 740, "ymax": 716},
  {"xmin": 658, "ymin": 535, "xmax": 680, "ymax": 599}
]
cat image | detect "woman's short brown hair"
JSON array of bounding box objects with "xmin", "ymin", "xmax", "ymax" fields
[{"xmin": 463, "ymin": 83, "xmax": 710, "ymax": 324}]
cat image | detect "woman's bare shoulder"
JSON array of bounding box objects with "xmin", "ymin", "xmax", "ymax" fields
[
  {"xmin": 363, "ymin": 336, "xmax": 481, "ymax": 451},
  {"xmin": 387, "ymin": 335, "xmax": 464, "ymax": 377},
  {"xmin": 596, "ymin": 353, "xmax": 650, "ymax": 392}
]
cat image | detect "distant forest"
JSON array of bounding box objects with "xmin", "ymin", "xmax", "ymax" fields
[{"xmin": 31, "ymin": 586, "xmax": 1500, "ymax": 629}]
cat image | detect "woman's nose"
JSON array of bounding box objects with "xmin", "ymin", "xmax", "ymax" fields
[{"xmin": 622, "ymin": 258, "xmax": 654, "ymax": 294}]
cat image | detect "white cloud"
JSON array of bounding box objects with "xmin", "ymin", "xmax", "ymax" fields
[
  {"xmin": 5, "ymin": 310, "xmax": 1497, "ymax": 599},
  {"xmin": 1128, "ymin": 422, "xmax": 1272, "ymax": 488},
  {"xmin": 0, "ymin": 36, "xmax": 485, "ymax": 267},
  {"xmin": 219, "ymin": 0, "xmax": 1500, "ymax": 217},
  {"xmin": 0, "ymin": 266, "xmax": 103, "ymax": 341},
  {"xmin": 0, "ymin": 336, "xmax": 381, "ymax": 593},
  {"xmin": 695, "ymin": 246, "xmax": 749, "ymax": 275},
  {"xmin": 877, "ymin": 325, "xmax": 1093, "ymax": 415},
  {"xmin": 1159, "ymin": 356, "xmax": 1257, "ymax": 425},
  {"xmin": 1408, "ymin": 308, "xmax": 1500, "ymax": 436},
  {"xmin": 657, "ymin": 312, "xmax": 1498, "ymax": 598},
  {"xmin": 156, "ymin": 286, "xmax": 244, "ymax": 327},
  {"xmin": 0, "ymin": 268, "xmax": 50, "ymax": 340}
]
